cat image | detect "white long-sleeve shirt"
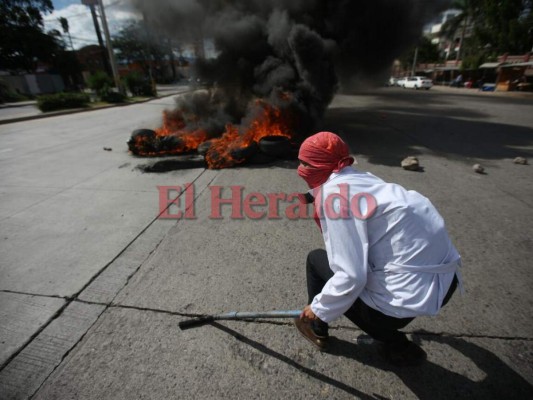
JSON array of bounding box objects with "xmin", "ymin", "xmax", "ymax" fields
[{"xmin": 310, "ymin": 167, "xmax": 462, "ymax": 323}]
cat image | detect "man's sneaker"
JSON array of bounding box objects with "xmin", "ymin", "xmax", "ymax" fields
[
  {"xmin": 379, "ymin": 341, "xmax": 427, "ymax": 367},
  {"xmin": 294, "ymin": 318, "xmax": 329, "ymax": 351}
]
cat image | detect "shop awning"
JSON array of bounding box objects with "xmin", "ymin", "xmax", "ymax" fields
[
  {"xmin": 499, "ymin": 62, "xmax": 533, "ymax": 68},
  {"xmin": 479, "ymin": 62, "xmax": 501, "ymax": 69},
  {"xmin": 435, "ymin": 66, "xmax": 460, "ymax": 71}
]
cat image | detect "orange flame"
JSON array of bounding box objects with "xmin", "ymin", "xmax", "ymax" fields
[
  {"xmin": 130, "ymin": 110, "xmax": 208, "ymax": 156},
  {"xmin": 129, "ymin": 98, "xmax": 295, "ymax": 168},
  {"xmin": 205, "ymin": 100, "xmax": 293, "ymax": 169}
]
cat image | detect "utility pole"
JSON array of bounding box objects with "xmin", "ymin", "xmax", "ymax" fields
[
  {"xmin": 96, "ymin": 0, "xmax": 122, "ymax": 91},
  {"xmin": 411, "ymin": 46, "xmax": 419, "ymax": 76},
  {"xmin": 167, "ymin": 37, "xmax": 177, "ymax": 82},
  {"xmin": 142, "ymin": 11, "xmax": 157, "ymax": 96},
  {"xmin": 81, "ymin": 0, "xmax": 112, "ymax": 77}
]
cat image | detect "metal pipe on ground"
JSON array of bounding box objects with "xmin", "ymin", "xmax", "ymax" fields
[{"xmin": 179, "ymin": 310, "xmax": 302, "ymax": 330}]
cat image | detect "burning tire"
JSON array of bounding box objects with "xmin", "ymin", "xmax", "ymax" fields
[
  {"xmin": 128, "ymin": 128, "xmax": 188, "ymax": 156},
  {"xmin": 206, "ymin": 141, "xmax": 259, "ymax": 169},
  {"xmin": 197, "ymin": 140, "xmax": 214, "ymax": 156},
  {"xmin": 131, "ymin": 129, "xmax": 156, "ymax": 140},
  {"xmin": 229, "ymin": 141, "xmax": 258, "ymax": 161},
  {"xmin": 258, "ymin": 136, "xmax": 291, "ymax": 158},
  {"xmin": 128, "ymin": 129, "xmax": 157, "ymax": 155}
]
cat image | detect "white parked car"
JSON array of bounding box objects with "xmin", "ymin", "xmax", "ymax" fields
[
  {"xmin": 397, "ymin": 77, "xmax": 408, "ymax": 87},
  {"xmin": 387, "ymin": 77, "xmax": 399, "ymax": 86},
  {"xmin": 403, "ymin": 76, "xmax": 433, "ymax": 90}
]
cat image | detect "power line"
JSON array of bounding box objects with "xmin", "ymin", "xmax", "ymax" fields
[
  {"xmin": 69, "ymin": 35, "xmax": 99, "ymax": 43},
  {"xmin": 106, "ymin": 0, "xmax": 129, "ymax": 9},
  {"xmin": 44, "ymin": 10, "xmax": 90, "ymax": 21},
  {"xmin": 43, "ymin": 0, "xmax": 131, "ymax": 21}
]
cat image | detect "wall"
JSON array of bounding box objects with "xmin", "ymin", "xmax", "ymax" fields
[{"xmin": 1, "ymin": 74, "xmax": 65, "ymax": 95}]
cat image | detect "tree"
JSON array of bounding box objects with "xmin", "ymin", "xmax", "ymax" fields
[
  {"xmin": 441, "ymin": 0, "xmax": 533, "ymax": 61},
  {"xmin": 0, "ymin": 0, "xmax": 64, "ymax": 72},
  {"xmin": 400, "ymin": 36, "xmax": 441, "ymax": 70},
  {"xmin": 112, "ymin": 21, "xmax": 170, "ymax": 81},
  {"xmin": 59, "ymin": 17, "xmax": 74, "ymax": 51},
  {"xmin": 474, "ymin": 0, "xmax": 533, "ymax": 54},
  {"xmin": 440, "ymin": 0, "xmax": 475, "ymax": 61}
]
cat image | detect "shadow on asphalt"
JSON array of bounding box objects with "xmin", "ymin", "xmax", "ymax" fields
[
  {"xmin": 328, "ymin": 334, "xmax": 533, "ymax": 400},
  {"xmin": 135, "ymin": 155, "xmax": 300, "ymax": 172},
  {"xmin": 210, "ymin": 322, "xmax": 378, "ymax": 399},
  {"xmin": 322, "ymin": 107, "xmax": 533, "ymax": 167},
  {"xmin": 210, "ymin": 321, "xmax": 533, "ymax": 399},
  {"xmin": 345, "ymin": 88, "xmax": 533, "ymax": 107}
]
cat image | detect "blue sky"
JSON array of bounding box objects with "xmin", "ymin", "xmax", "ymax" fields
[
  {"xmin": 44, "ymin": 0, "xmax": 139, "ymax": 49},
  {"xmin": 52, "ymin": 0, "xmax": 79, "ymax": 11},
  {"xmin": 44, "ymin": 0, "xmax": 208, "ymax": 57}
]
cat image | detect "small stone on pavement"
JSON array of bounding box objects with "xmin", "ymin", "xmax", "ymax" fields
[
  {"xmin": 513, "ymin": 157, "xmax": 528, "ymax": 165},
  {"xmin": 473, "ymin": 163, "xmax": 485, "ymax": 173},
  {"xmin": 401, "ymin": 156, "xmax": 420, "ymax": 171}
]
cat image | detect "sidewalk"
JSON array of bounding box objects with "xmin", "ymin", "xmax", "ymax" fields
[
  {"xmin": 0, "ymin": 101, "xmax": 41, "ymax": 123},
  {"xmin": 0, "ymin": 100, "xmax": 38, "ymax": 108},
  {"xmin": 431, "ymin": 84, "xmax": 533, "ymax": 99},
  {"xmin": 0, "ymin": 83, "xmax": 191, "ymax": 125}
]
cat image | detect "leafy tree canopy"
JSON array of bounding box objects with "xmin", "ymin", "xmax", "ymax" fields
[
  {"xmin": 0, "ymin": 0, "xmax": 65, "ymax": 72},
  {"xmin": 400, "ymin": 36, "xmax": 441, "ymax": 69},
  {"xmin": 0, "ymin": 0, "xmax": 53, "ymax": 28},
  {"xmin": 442, "ymin": 0, "xmax": 533, "ymax": 56},
  {"xmin": 112, "ymin": 21, "xmax": 172, "ymax": 77}
]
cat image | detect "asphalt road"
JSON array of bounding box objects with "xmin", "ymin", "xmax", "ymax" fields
[{"xmin": 1, "ymin": 87, "xmax": 532, "ymax": 399}]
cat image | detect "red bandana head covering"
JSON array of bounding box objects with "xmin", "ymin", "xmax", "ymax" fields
[{"xmin": 297, "ymin": 131, "xmax": 355, "ymax": 188}]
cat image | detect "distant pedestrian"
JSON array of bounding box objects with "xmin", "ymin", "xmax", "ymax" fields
[
  {"xmin": 451, "ymin": 74, "xmax": 463, "ymax": 87},
  {"xmin": 294, "ymin": 132, "xmax": 463, "ymax": 366}
]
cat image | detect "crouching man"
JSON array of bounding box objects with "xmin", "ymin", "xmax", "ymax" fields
[{"xmin": 295, "ymin": 131, "xmax": 462, "ymax": 367}]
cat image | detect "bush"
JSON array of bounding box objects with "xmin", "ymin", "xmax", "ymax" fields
[
  {"xmin": 37, "ymin": 92, "xmax": 90, "ymax": 112},
  {"xmin": 0, "ymin": 80, "xmax": 29, "ymax": 103},
  {"xmin": 122, "ymin": 72, "xmax": 155, "ymax": 96},
  {"xmin": 101, "ymin": 90, "xmax": 126, "ymax": 103},
  {"xmin": 87, "ymin": 71, "xmax": 113, "ymax": 97}
]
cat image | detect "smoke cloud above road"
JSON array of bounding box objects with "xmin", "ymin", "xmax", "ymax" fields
[{"xmin": 129, "ymin": 0, "xmax": 450, "ymax": 165}]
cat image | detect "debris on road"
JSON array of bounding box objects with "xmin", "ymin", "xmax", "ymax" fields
[
  {"xmin": 401, "ymin": 156, "xmax": 420, "ymax": 171},
  {"xmin": 103, "ymin": 147, "xmax": 112, "ymax": 151},
  {"xmin": 513, "ymin": 157, "xmax": 528, "ymax": 165},
  {"xmin": 473, "ymin": 163, "xmax": 485, "ymax": 173}
]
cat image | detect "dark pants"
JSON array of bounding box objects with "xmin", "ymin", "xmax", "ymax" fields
[{"xmin": 306, "ymin": 249, "xmax": 457, "ymax": 347}]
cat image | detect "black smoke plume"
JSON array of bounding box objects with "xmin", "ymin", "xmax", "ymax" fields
[{"xmin": 130, "ymin": 0, "xmax": 450, "ymax": 148}]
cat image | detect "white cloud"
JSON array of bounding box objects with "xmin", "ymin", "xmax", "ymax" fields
[{"xmin": 44, "ymin": 0, "xmax": 140, "ymax": 50}]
